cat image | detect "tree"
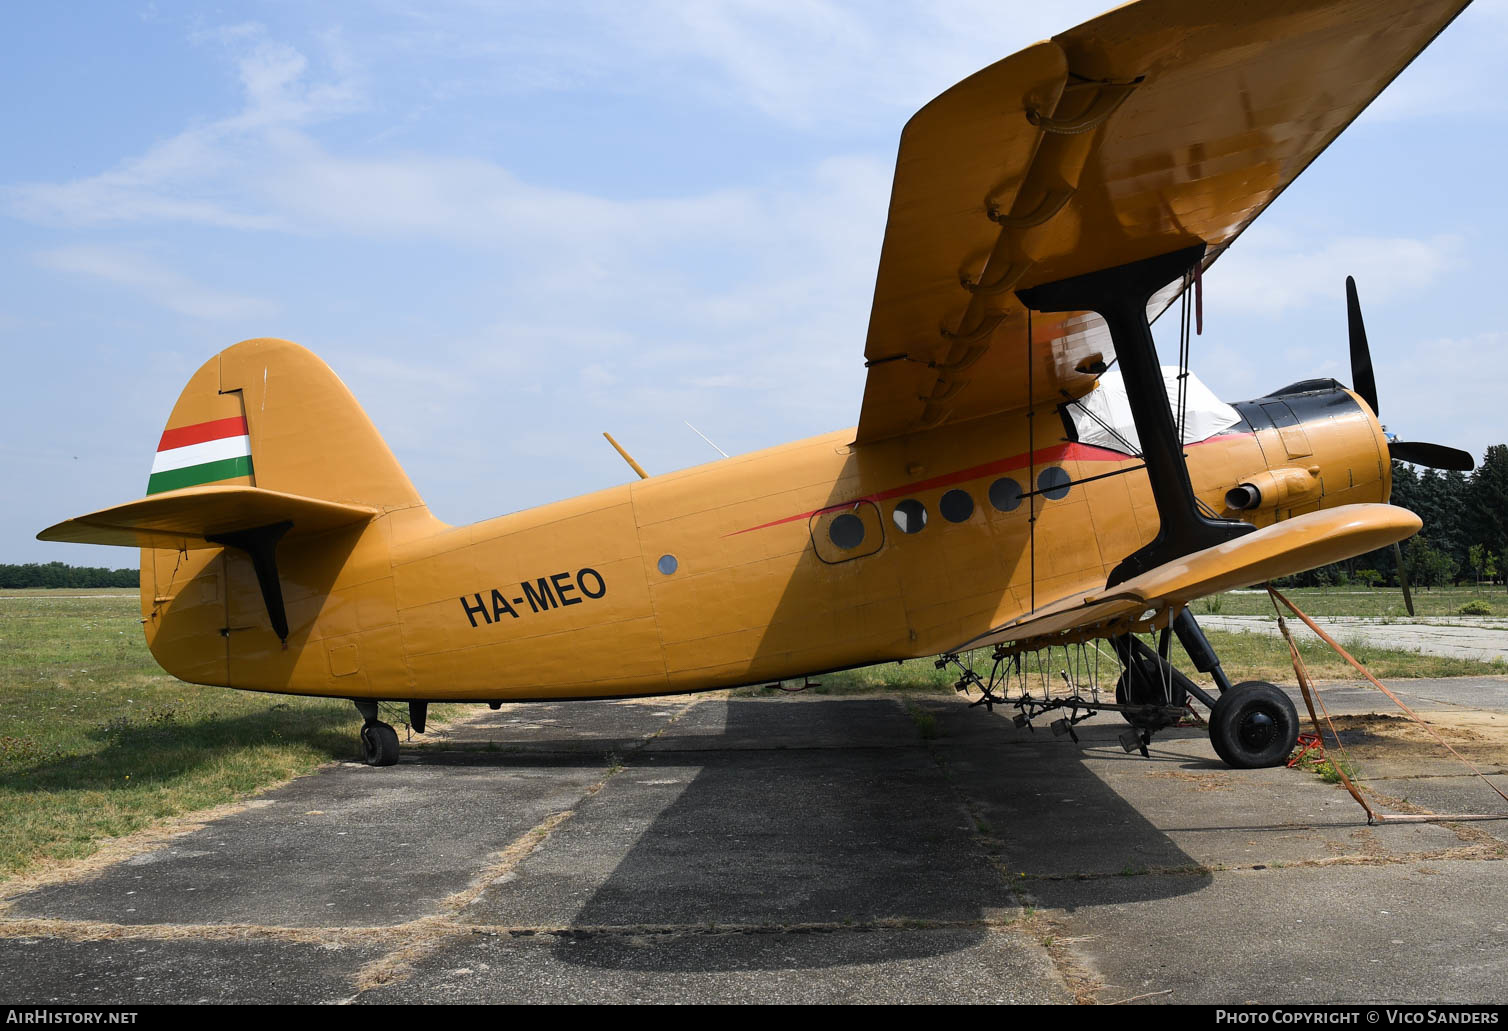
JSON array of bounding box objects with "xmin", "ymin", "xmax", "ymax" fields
[
  {"xmin": 1407, "ymin": 537, "xmax": 1456, "ymax": 590},
  {"xmin": 1469, "ymin": 445, "xmax": 1508, "ymax": 587}
]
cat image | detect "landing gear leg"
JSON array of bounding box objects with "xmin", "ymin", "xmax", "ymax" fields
[
  {"xmin": 1110, "ymin": 632, "xmax": 1222, "ymax": 742},
  {"xmin": 1173, "ymin": 609, "xmax": 1235, "ymax": 694},
  {"xmin": 353, "ymin": 700, "xmax": 399, "ymax": 767}
]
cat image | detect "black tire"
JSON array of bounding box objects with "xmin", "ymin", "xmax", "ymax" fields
[
  {"xmin": 1208, "ymin": 681, "xmax": 1299, "ymax": 769},
  {"xmin": 1115, "ymin": 661, "xmax": 1187, "ymax": 726},
  {"xmin": 360, "ymin": 721, "xmax": 400, "ymax": 767}
]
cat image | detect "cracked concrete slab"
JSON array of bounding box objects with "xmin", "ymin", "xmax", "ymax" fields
[
  {"xmin": 430, "ymin": 697, "xmax": 700, "ymax": 754},
  {"xmin": 460, "ymin": 742, "xmax": 1016, "ymax": 929},
  {"xmin": 352, "ymin": 925, "xmax": 1071, "ymax": 1004},
  {"xmin": 642, "ymin": 696, "xmax": 921, "ymax": 752},
  {"xmin": 4, "ymin": 753, "xmax": 607, "ymax": 927},
  {"xmin": 917, "ymin": 701, "xmax": 1471, "ymax": 879},
  {"xmin": 1, "ymin": 683, "xmax": 1503, "ymax": 1004},
  {"xmin": 1024, "ymin": 861, "xmax": 1508, "ymax": 1005},
  {"xmin": 0, "ymin": 935, "xmax": 380, "ymax": 1005}
]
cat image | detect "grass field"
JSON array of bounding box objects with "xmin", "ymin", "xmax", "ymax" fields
[
  {"xmin": 0, "ymin": 590, "xmax": 434, "ymax": 879},
  {"xmin": 733, "ymin": 585, "xmax": 1507, "ymax": 698},
  {"xmin": 732, "ymin": 626, "xmax": 1504, "ymax": 698},
  {"xmin": 2, "ymin": 587, "xmax": 1503, "ymax": 879},
  {"xmin": 1196, "ymin": 585, "xmax": 1507, "ymax": 619}
]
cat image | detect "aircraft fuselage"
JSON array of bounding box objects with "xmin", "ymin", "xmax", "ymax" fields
[{"xmin": 141, "ymin": 382, "xmax": 1390, "ymax": 702}]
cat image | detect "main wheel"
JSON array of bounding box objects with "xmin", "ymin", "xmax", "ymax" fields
[
  {"xmin": 360, "ymin": 720, "xmax": 400, "ymax": 767},
  {"xmin": 1115, "ymin": 660, "xmax": 1187, "ymax": 727},
  {"xmin": 1208, "ymin": 681, "xmax": 1299, "ymax": 769}
]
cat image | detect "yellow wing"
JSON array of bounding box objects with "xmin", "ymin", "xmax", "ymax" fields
[
  {"xmin": 951, "ymin": 504, "xmax": 1421, "ymax": 655},
  {"xmin": 856, "ymin": 0, "xmax": 1470, "ymax": 445}
]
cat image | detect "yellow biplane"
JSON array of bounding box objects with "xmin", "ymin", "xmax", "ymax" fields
[{"xmin": 41, "ymin": 0, "xmax": 1478, "ymax": 770}]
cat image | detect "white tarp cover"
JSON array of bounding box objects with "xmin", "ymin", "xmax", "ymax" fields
[{"xmin": 1068, "ymin": 367, "xmax": 1241, "ymax": 455}]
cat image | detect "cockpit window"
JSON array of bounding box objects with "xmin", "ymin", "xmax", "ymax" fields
[{"xmin": 1065, "ymin": 367, "xmax": 1241, "ymax": 456}]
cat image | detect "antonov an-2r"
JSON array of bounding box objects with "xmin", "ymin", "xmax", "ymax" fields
[{"xmin": 42, "ymin": 0, "xmax": 1477, "ymax": 770}]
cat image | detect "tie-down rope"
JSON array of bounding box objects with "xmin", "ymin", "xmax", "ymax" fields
[{"xmin": 1266, "ymin": 585, "xmax": 1507, "ymax": 825}]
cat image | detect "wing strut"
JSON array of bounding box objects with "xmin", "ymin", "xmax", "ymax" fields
[{"xmin": 1017, "ymin": 243, "xmax": 1252, "ymax": 586}]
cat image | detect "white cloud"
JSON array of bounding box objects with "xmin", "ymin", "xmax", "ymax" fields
[
  {"xmin": 355, "ymin": 0, "xmax": 1112, "ymax": 128},
  {"xmin": 1356, "ymin": 0, "xmax": 1508, "ymax": 124},
  {"xmin": 1205, "ymin": 229, "xmax": 1461, "ymax": 316},
  {"xmin": 5, "ymin": 23, "xmax": 360, "ymax": 231},
  {"xmin": 1378, "ymin": 331, "xmax": 1507, "ymax": 460},
  {"xmin": 35, "ymin": 246, "xmax": 279, "ymax": 322}
]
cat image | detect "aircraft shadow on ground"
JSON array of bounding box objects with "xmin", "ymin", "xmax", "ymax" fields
[{"xmin": 544, "ymin": 698, "xmax": 1210, "ymax": 972}]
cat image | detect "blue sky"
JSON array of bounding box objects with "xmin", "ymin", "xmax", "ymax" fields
[{"xmin": 5, "ymin": 0, "xmax": 1507, "ymax": 565}]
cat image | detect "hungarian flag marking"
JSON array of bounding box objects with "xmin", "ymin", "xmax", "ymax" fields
[{"xmin": 147, "ymin": 416, "xmax": 253, "ymax": 494}]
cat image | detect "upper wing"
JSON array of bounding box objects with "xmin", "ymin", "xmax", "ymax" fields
[{"xmin": 856, "ymin": 0, "xmax": 1470, "ymax": 445}]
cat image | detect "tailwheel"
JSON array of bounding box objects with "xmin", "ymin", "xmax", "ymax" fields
[
  {"xmin": 1208, "ymin": 681, "xmax": 1299, "ymax": 769},
  {"xmin": 360, "ymin": 720, "xmax": 400, "ymax": 767}
]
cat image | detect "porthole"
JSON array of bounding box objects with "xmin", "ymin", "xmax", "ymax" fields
[
  {"xmin": 892, "ymin": 499, "xmax": 928, "ymax": 534},
  {"xmin": 989, "ymin": 477, "xmax": 1023, "ymax": 512},
  {"xmin": 828, "ymin": 512, "xmax": 865, "ymax": 550},
  {"xmin": 657, "ymin": 554, "xmax": 678, "ymax": 575},
  {"xmin": 1038, "ymin": 466, "xmax": 1071, "ymax": 500},
  {"xmin": 939, "ymin": 488, "xmax": 974, "ymax": 523}
]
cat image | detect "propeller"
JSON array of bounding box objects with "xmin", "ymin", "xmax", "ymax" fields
[
  {"xmin": 1343, "ymin": 275, "xmax": 1473, "ymax": 618},
  {"xmin": 1344, "ymin": 275, "xmax": 1474, "ymax": 473},
  {"xmin": 1388, "ymin": 440, "xmax": 1475, "ymax": 472},
  {"xmin": 1345, "ymin": 276, "xmax": 1378, "ymax": 417}
]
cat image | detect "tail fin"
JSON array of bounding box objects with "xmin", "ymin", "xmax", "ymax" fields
[
  {"xmin": 38, "ymin": 339, "xmax": 427, "ymax": 689},
  {"xmin": 146, "ymin": 337, "xmax": 422, "ymax": 510}
]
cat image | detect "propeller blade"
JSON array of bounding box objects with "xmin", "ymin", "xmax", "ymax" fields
[
  {"xmin": 1393, "ymin": 542, "xmax": 1415, "ymax": 617},
  {"xmin": 1346, "ymin": 276, "xmax": 1379, "ymax": 417},
  {"xmin": 1390, "ymin": 441, "xmax": 1475, "ymax": 471}
]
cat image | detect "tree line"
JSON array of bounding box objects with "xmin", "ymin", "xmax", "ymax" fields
[
  {"xmin": 0, "ymin": 562, "xmax": 139, "ymax": 589},
  {"xmin": 1280, "ymin": 444, "xmax": 1508, "ymax": 590}
]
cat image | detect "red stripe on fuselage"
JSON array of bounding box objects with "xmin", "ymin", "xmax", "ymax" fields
[
  {"xmin": 725, "ymin": 434, "xmax": 1251, "ymax": 537},
  {"xmin": 156, "ymin": 416, "xmax": 249, "ymax": 452}
]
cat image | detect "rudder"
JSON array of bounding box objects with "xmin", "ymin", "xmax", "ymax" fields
[{"xmin": 169, "ymin": 338, "xmax": 424, "ymax": 511}]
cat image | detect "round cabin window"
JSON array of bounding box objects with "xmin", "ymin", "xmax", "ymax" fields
[
  {"xmin": 939, "ymin": 488, "xmax": 974, "ymax": 523},
  {"xmin": 892, "ymin": 499, "xmax": 928, "ymax": 534},
  {"xmin": 989, "ymin": 477, "xmax": 1023, "ymax": 512},
  {"xmin": 1038, "ymin": 467, "xmax": 1071, "ymax": 500},
  {"xmin": 828, "ymin": 512, "xmax": 865, "ymax": 550}
]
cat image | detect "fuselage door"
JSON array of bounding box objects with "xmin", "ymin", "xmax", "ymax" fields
[{"xmin": 809, "ymin": 501, "xmax": 886, "ymax": 563}]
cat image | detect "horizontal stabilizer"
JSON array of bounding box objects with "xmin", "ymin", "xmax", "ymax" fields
[
  {"xmin": 37, "ymin": 485, "xmax": 377, "ymax": 551},
  {"xmin": 957, "ymin": 504, "xmax": 1421, "ymax": 653}
]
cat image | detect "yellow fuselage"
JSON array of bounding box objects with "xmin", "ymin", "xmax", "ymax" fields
[{"xmin": 141, "ymin": 386, "xmax": 1390, "ymax": 702}]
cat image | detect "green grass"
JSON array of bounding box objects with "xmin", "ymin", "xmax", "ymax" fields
[
  {"xmin": 1292, "ymin": 749, "xmax": 1359, "ymax": 785},
  {"xmin": 0, "ymin": 589, "xmax": 456, "ymax": 879},
  {"xmin": 5, "ymin": 584, "xmax": 1500, "ymax": 880},
  {"xmin": 1200, "ymin": 629, "xmax": 1505, "ymax": 683},
  {"xmin": 1198, "ymin": 585, "xmax": 1507, "ymax": 619},
  {"xmin": 731, "ymin": 625, "xmax": 1505, "ymax": 702},
  {"xmin": 906, "ymin": 702, "xmax": 940, "ymax": 740},
  {"xmin": 730, "ymin": 653, "xmax": 989, "ymax": 698}
]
